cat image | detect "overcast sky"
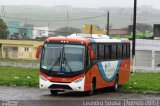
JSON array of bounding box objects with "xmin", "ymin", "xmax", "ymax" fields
[{"xmin": 0, "ymin": 0, "xmax": 160, "ymax": 9}]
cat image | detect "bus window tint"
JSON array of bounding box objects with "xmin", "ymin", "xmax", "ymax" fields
[
  {"xmin": 111, "ymin": 45, "xmax": 117, "ymax": 59},
  {"xmin": 123, "ymin": 45, "xmax": 127, "ymax": 58},
  {"xmin": 99, "ymin": 45, "xmax": 104, "ymax": 60},
  {"xmin": 126, "ymin": 44, "xmax": 130, "ymax": 58},
  {"xmin": 92, "ymin": 45, "xmax": 98, "ymax": 60},
  {"xmin": 105, "ymin": 45, "xmax": 110, "ymax": 59},
  {"xmin": 117, "ymin": 45, "xmax": 122, "ymax": 59}
]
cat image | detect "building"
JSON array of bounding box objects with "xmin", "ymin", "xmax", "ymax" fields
[
  {"xmin": 32, "ymin": 27, "xmax": 49, "ymax": 39},
  {"xmin": 82, "ymin": 24, "xmax": 107, "ymax": 35},
  {"xmin": 153, "ymin": 24, "xmax": 160, "ymax": 39},
  {"xmin": 108, "ymin": 29, "xmax": 131, "ymax": 35},
  {"xmin": 7, "ymin": 22, "xmax": 49, "ymax": 39},
  {"xmin": 7, "ymin": 21, "xmax": 23, "ymax": 37},
  {"xmin": 82, "ymin": 24, "xmax": 131, "ymax": 36},
  {"xmin": 23, "ymin": 25, "xmax": 49, "ymax": 39},
  {"xmin": 22, "ymin": 24, "xmax": 34, "ymax": 39},
  {"xmin": 48, "ymin": 28, "xmax": 56, "ymax": 36},
  {"xmin": 0, "ymin": 40, "xmax": 43, "ymax": 60}
]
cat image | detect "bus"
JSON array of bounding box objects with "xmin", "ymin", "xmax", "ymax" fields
[{"xmin": 36, "ymin": 34, "xmax": 130, "ymax": 96}]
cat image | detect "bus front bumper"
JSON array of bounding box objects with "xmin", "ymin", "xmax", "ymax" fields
[{"xmin": 39, "ymin": 75, "xmax": 85, "ymax": 91}]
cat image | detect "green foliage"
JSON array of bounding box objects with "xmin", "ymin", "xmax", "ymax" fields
[
  {"xmin": 112, "ymin": 32, "xmax": 152, "ymax": 39},
  {"xmin": 54, "ymin": 27, "xmax": 81, "ymax": 36},
  {"xmin": 136, "ymin": 23, "xmax": 152, "ymax": 36},
  {"xmin": 119, "ymin": 72, "xmax": 160, "ymax": 94},
  {"xmin": 0, "ymin": 66, "xmax": 39, "ymax": 87},
  {"xmin": 0, "ymin": 18, "xmax": 9, "ymax": 39}
]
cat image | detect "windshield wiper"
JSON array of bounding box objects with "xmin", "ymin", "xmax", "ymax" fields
[
  {"xmin": 63, "ymin": 58, "xmax": 73, "ymax": 72},
  {"xmin": 54, "ymin": 51, "xmax": 62, "ymax": 66},
  {"xmin": 62, "ymin": 45, "xmax": 73, "ymax": 72},
  {"xmin": 49, "ymin": 50, "xmax": 62, "ymax": 72},
  {"xmin": 49, "ymin": 45, "xmax": 73, "ymax": 72}
]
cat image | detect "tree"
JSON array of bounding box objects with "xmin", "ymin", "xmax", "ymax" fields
[
  {"xmin": 54, "ymin": 27, "xmax": 81, "ymax": 36},
  {"xmin": 0, "ymin": 18, "xmax": 9, "ymax": 39},
  {"xmin": 136, "ymin": 23, "xmax": 152, "ymax": 36}
]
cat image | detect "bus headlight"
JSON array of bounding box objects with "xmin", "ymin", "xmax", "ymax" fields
[
  {"xmin": 74, "ymin": 77, "xmax": 83, "ymax": 83},
  {"xmin": 40, "ymin": 75, "xmax": 47, "ymax": 81}
]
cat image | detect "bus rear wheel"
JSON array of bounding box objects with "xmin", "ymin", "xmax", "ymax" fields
[
  {"xmin": 50, "ymin": 90, "xmax": 58, "ymax": 95},
  {"xmin": 86, "ymin": 79, "xmax": 96, "ymax": 96},
  {"xmin": 113, "ymin": 75, "xmax": 119, "ymax": 92}
]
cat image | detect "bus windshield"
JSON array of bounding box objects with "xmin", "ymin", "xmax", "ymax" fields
[{"xmin": 41, "ymin": 44, "xmax": 85, "ymax": 73}]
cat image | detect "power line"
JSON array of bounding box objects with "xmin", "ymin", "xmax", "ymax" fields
[
  {"xmin": 0, "ymin": 14, "xmax": 106, "ymax": 22},
  {"xmin": 4, "ymin": 15, "xmax": 150, "ymax": 23}
]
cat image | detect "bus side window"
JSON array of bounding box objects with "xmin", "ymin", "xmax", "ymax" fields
[
  {"xmin": 99, "ymin": 44, "xmax": 104, "ymax": 60},
  {"xmin": 91, "ymin": 44, "xmax": 98, "ymax": 60},
  {"xmin": 129, "ymin": 44, "xmax": 131, "ymax": 58},
  {"xmin": 122, "ymin": 44, "xmax": 127, "ymax": 58},
  {"xmin": 86, "ymin": 49, "xmax": 91, "ymax": 67},
  {"xmin": 111, "ymin": 45, "xmax": 117, "ymax": 59},
  {"xmin": 117, "ymin": 44, "xmax": 122, "ymax": 59},
  {"xmin": 126, "ymin": 44, "xmax": 130, "ymax": 58},
  {"xmin": 105, "ymin": 45, "xmax": 111, "ymax": 59}
]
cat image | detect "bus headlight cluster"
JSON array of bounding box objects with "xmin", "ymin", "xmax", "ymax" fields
[
  {"xmin": 40, "ymin": 75, "xmax": 47, "ymax": 81},
  {"xmin": 74, "ymin": 77, "xmax": 83, "ymax": 83}
]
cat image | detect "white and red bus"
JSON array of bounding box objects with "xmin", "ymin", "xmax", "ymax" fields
[{"xmin": 36, "ymin": 34, "xmax": 130, "ymax": 95}]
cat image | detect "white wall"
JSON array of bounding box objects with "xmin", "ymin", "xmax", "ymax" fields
[
  {"xmin": 131, "ymin": 39, "xmax": 160, "ymax": 71},
  {"xmin": 32, "ymin": 27, "xmax": 49, "ymax": 39}
]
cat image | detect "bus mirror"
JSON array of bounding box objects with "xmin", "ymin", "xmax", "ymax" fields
[
  {"xmin": 36, "ymin": 45, "xmax": 42, "ymax": 58},
  {"xmin": 90, "ymin": 50, "xmax": 95, "ymax": 60}
]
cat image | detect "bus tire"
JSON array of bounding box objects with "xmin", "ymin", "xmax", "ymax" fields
[
  {"xmin": 86, "ymin": 79, "xmax": 96, "ymax": 96},
  {"xmin": 113, "ymin": 75, "xmax": 119, "ymax": 92},
  {"xmin": 50, "ymin": 90, "xmax": 58, "ymax": 95}
]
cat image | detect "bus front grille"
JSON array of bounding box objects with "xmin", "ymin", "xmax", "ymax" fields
[{"xmin": 49, "ymin": 84, "xmax": 72, "ymax": 90}]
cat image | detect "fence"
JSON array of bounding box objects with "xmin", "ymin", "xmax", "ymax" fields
[
  {"xmin": 0, "ymin": 61, "xmax": 39, "ymax": 68},
  {"xmin": 133, "ymin": 39, "xmax": 160, "ymax": 71}
]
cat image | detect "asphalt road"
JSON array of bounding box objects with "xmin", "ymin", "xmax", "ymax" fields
[{"xmin": 0, "ymin": 86, "xmax": 160, "ymax": 106}]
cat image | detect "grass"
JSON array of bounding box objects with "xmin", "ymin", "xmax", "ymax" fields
[
  {"xmin": 119, "ymin": 72, "xmax": 160, "ymax": 94},
  {"xmin": 0, "ymin": 66, "xmax": 160, "ymax": 94},
  {"xmin": 0, "ymin": 66, "xmax": 39, "ymax": 87},
  {"xmin": 112, "ymin": 32, "xmax": 152, "ymax": 39}
]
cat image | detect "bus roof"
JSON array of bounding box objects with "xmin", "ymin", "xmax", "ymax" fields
[{"xmin": 46, "ymin": 33, "xmax": 130, "ymax": 44}]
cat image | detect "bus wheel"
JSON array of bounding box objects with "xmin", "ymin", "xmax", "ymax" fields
[
  {"xmin": 113, "ymin": 75, "xmax": 119, "ymax": 92},
  {"xmin": 50, "ymin": 90, "xmax": 58, "ymax": 95},
  {"xmin": 86, "ymin": 79, "xmax": 96, "ymax": 96}
]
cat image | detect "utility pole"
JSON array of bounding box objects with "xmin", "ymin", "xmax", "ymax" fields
[
  {"xmin": 132, "ymin": 0, "xmax": 137, "ymax": 58},
  {"xmin": 106, "ymin": 11, "xmax": 110, "ymax": 35},
  {"xmin": 90, "ymin": 24, "xmax": 93, "ymax": 37},
  {"xmin": 2, "ymin": 5, "xmax": 4, "ymax": 16},
  {"xmin": 25, "ymin": 18, "xmax": 28, "ymax": 25},
  {"xmin": 132, "ymin": 0, "xmax": 137, "ymax": 73},
  {"xmin": 66, "ymin": 11, "xmax": 68, "ymax": 32},
  {"xmin": 1, "ymin": 6, "xmax": 6, "ymax": 18}
]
